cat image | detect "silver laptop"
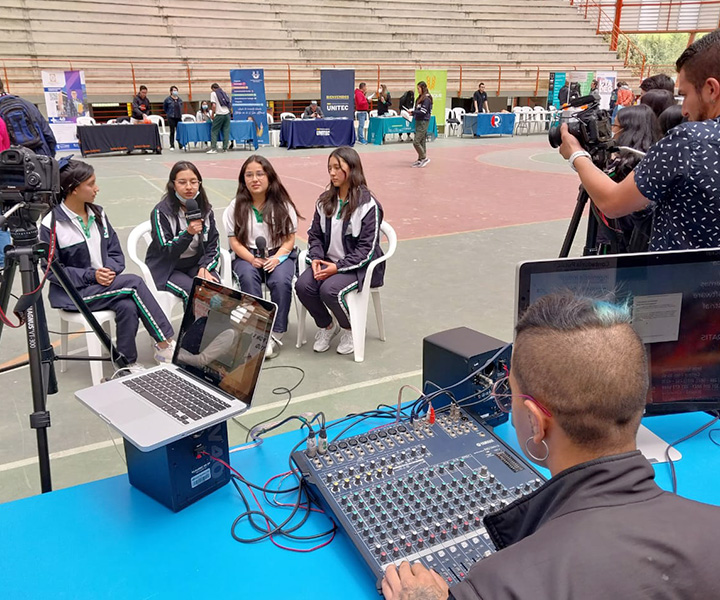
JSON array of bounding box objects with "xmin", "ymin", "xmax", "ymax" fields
[{"xmin": 76, "ymin": 278, "xmax": 277, "ymax": 451}]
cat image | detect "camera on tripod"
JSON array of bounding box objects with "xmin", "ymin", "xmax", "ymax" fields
[{"xmin": 547, "ymin": 95, "xmax": 613, "ymax": 156}]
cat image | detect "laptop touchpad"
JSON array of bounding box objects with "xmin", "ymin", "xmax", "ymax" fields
[{"xmin": 100, "ymin": 399, "xmax": 157, "ymax": 425}]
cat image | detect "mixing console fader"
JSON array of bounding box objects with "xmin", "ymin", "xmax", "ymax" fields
[{"xmin": 292, "ymin": 408, "xmax": 546, "ymax": 590}]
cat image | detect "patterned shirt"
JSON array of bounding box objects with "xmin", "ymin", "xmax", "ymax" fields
[{"xmin": 634, "ymin": 117, "xmax": 720, "ymax": 251}]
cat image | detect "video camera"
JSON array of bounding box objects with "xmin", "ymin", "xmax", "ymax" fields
[
  {"xmin": 0, "ymin": 147, "xmax": 59, "ymax": 231},
  {"xmin": 548, "ymin": 94, "xmax": 614, "ymax": 159}
]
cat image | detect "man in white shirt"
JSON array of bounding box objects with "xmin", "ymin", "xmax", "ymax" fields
[{"xmin": 207, "ymin": 82, "xmax": 231, "ymax": 154}]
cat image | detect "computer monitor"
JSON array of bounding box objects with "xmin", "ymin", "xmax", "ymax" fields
[{"xmin": 516, "ymin": 248, "xmax": 720, "ymax": 415}]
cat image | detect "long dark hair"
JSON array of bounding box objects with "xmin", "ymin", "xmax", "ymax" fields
[
  {"xmin": 233, "ymin": 155, "xmax": 301, "ymax": 247},
  {"xmin": 59, "ymin": 159, "xmax": 94, "ymax": 200},
  {"xmin": 318, "ymin": 146, "xmax": 371, "ymax": 219},
  {"xmin": 416, "ymin": 81, "xmax": 431, "ymax": 104},
  {"xmin": 658, "ymin": 104, "xmax": 684, "ymax": 135},
  {"xmin": 163, "ymin": 161, "xmax": 211, "ymax": 216},
  {"xmin": 639, "ymin": 89, "xmax": 676, "ymax": 118},
  {"xmin": 614, "ymin": 104, "xmax": 662, "ymax": 173}
]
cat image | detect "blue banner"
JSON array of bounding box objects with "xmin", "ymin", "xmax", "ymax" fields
[
  {"xmin": 230, "ymin": 69, "xmax": 269, "ymax": 146},
  {"xmin": 548, "ymin": 72, "xmax": 567, "ymax": 109},
  {"xmin": 42, "ymin": 70, "xmax": 88, "ymax": 150},
  {"xmin": 321, "ymin": 69, "xmax": 355, "ymax": 120}
]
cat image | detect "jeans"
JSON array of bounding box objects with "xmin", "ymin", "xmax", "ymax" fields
[
  {"xmin": 413, "ymin": 119, "xmax": 430, "ymax": 160},
  {"xmin": 357, "ymin": 111, "xmax": 368, "ymax": 143}
]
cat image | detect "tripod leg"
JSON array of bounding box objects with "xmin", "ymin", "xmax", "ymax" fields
[
  {"xmin": 559, "ymin": 187, "xmax": 590, "ymax": 258},
  {"xmin": 583, "ymin": 207, "xmax": 600, "ymax": 256}
]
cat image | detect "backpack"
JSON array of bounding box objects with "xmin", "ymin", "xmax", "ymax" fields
[
  {"xmin": 0, "ymin": 95, "xmax": 43, "ymax": 149},
  {"xmin": 215, "ymin": 88, "xmax": 231, "ymax": 109}
]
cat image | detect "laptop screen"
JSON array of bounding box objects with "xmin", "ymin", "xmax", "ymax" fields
[
  {"xmin": 516, "ymin": 248, "xmax": 720, "ymax": 414},
  {"xmin": 173, "ymin": 278, "xmax": 276, "ymax": 406}
]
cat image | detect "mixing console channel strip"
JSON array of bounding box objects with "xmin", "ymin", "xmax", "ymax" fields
[{"xmin": 292, "ymin": 408, "xmax": 546, "ymax": 590}]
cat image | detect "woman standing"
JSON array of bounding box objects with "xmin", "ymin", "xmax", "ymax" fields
[
  {"xmin": 224, "ymin": 155, "xmax": 300, "ymax": 359},
  {"xmin": 295, "ymin": 147, "xmax": 385, "ymax": 356},
  {"xmin": 40, "ymin": 159, "xmax": 175, "ymax": 371},
  {"xmin": 411, "ymin": 81, "xmax": 433, "ymax": 167},
  {"xmin": 146, "ymin": 161, "xmax": 221, "ymax": 307},
  {"xmin": 163, "ymin": 85, "xmax": 184, "ymax": 150}
]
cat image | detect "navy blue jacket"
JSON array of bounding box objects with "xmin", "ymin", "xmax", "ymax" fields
[
  {"xmin": 414, "ymin": 95, "xmax": 433, "ymax": 121},
  {"xmin": 306, "ymin": 188, "xmax": 385, "ymax": 292},
  {"xmin": 163, "ymin": 95, "xmax": 183, "ymax": 120},
  {"xmin": 145, "ymin": 197, "xmax": 220, "ymax": 290},
  {"xmin": 39, "ymin": 203, "xmax": 125, "ymax": 309}
]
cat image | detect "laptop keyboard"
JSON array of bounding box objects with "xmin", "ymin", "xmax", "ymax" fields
[{"xmin": 122, "ymin": 369, "xmax": 232, "ymax": 425}]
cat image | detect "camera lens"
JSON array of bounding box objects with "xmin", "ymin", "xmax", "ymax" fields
[{"xmin": 548, "ymin": 124, "xmax": 562, "ymax": 148}]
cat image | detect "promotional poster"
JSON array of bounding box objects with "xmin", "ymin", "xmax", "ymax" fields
[
  {"xmin": 42, "ymin": 70, "xmax": 88, "ymax": 150},
  {"xmin": 230, "ymin": 69, "xmax": 269, "ymax": 146}
]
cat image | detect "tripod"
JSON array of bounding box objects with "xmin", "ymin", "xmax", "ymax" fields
[{"xmin": 0, "ymin": 203, "xmax": 128, "ymax": 493}]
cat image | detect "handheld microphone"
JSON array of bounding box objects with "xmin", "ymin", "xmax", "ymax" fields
[
  {"xmin": 185, "ymin": 197, "xmax": 202, "ymax": 223},
  {"xmin": 256, "ymin": 236, "xmax": 267, "ymax": 259}
]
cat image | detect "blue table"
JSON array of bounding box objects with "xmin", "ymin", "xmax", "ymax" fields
[
  {"xmin": 176, "ymin": 120, "xmax": 259, "ymax": 150},
  {"xmin": 0, "ymin": 412, "xmax": 717, "ymax": 598},
  {"xmin": 368, "ymin": 116, "xmax": 438, "ymax": 145},
  {"xmin": 280, "ymin": 118, "xmax": 355, "ymax": 149},
  {"xmin": 462, "ymin": 113, "xmax": 515, "ymax": 137}
]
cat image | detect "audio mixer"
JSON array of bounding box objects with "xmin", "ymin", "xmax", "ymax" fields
[{"xmin": 292, "ymin": 407, "xmax": 546, "ymax": 590}]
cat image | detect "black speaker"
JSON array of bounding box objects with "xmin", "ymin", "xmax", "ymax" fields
[
  {"xmin": 422, "ymin": 327, "xmax": 511, "ymax": 427},
  {"xmin": 124, "ymin": 421, "xmax": 231, "ymax": 512}
]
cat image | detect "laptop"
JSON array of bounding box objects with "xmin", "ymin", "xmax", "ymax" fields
[{"xmin": 76, "ymin": 278, "xmax": 277, "ymax": 451}]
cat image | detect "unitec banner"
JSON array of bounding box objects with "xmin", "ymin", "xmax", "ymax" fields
[
  {"xmin": 230, "ymin": 69, "xmax": 269, "ymax": 146},
  {"xmin": 321, "ymin": 69, "xmax": 355, "ymax": 119}
]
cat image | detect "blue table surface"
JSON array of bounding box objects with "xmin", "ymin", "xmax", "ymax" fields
[
  {"xmin": 176, "ymin": 120, "xmax": 258, "ymax": 149},
  {"xmin": 0, "ymin": 412, "xmax": 717, "ymax": 599}
]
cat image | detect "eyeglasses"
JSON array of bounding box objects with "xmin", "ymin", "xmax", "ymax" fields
[
  {"xmin": 491, "ymin": 376, "xmax": 552, "ymax": 417},
  {"xmin": 175, "ymin": 179, "xmax": 200, "ymax": 187},
  {"xmin": 244, "ymin": 171, "xmax": 267, "ymax": 180}
]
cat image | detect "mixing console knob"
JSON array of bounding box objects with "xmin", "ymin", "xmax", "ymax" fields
[
  {"xmin": 392, "ymin": 547, "xmax": 400, "ymax": 557},
  {"xmin": 375, "ymin": 523, "xmax": 382, "ymax": 532},
  {"xmin": 452, "ymin": 524, "xmax": 459, "ymax": 535},
  {"xmin": 363, "ymin": 507, "xmax": 370, "ymax": 516},
  {"xmin": 458, "ymin": 458, "xmax": 465, "ymax": 466},
  {"xmin": 441, "ymin": 482, "xmax": 448, "ymax": 490},
  {"xmin": 351, "ymin": 511, "xmax": 358, "ymax": 520},
  {"xmin": 414, "ymin": 498, "xmax": 422, "ymax": 508},
  {"xmin": 410, "ymin": 448, "xmax": 417, "ymax": 457},
  {"xmin": 392, "ymin": 525, "xmax": 399, "ymax": 535},
  {"xmin": 479, "ymin": 466, "xmax": 488, "ymax": 477},
  {"xmin": 380, "ymin": 457, "xmax": 387, "ymax": 466},
  {"xmin": 343, "ymin": 478, "xmax": 351, "ymax": 488},
  {"xmin": 423, "ymin": 526, "xmax": 430, "ymax": 537},
  {"xmin": 400, "ymin": 451, "xmax": 407, "ymax": 460},
  {"xmin": 438, "ymin": 465, "xmax": 445, "ymax": 474},
  {"xmin": 365, "ymin": 472, "xmax": 372, "ymax": 481},
  {"xmin": 428, "ymin": 467, "xmax": 435, "ymax": 476},
  {"xmin": 367, "ymin": 534, "xmax": 375, "ymax": 544},
  {"xmin": 429, "ymin": 533, "xmax": 436, "ymax": 543},
  {"xmin": 370, "ymin": 460, "xmax": 376, "ymax": 469},
  {"xmin": 355, "ymin": 474, "xmax": 362, "ymax": 484},
  {"xmin": 488, "ymin": 474, "xmax": 496, "ymax": 483},
  {"xmin": 420, "ymin": 445, "xmax": 427, "ymax": 454},
  {"xmin": 375, "ymin": 543, "xmax": 383, "ymax": 554},
  {"xmin": 380, "ymin": 530, "xmax": 386, "ymax": 539},
  {"xmin": 474, "ymin": 516, "xmax": 482, "ymax": 527},
  {"xmin": 348, "ymin": 467, "xmax": 355, "ymax": 476},
  {"xmin": 469, "ymin": 498, "xmax": 476, "ymax": 507},
  {"xmin": 447, "ymin": 506, "xmax": 455, "ymax": 515},
  {"xmin": 462, "ymin": 521, "xmax": 470, "ymax": 531},
  {"xmin": 440, "ymin": 530, "xmax": 447, "ymax": 540},
  {"xmin": 380, "ymin": 511, "xmax": 388, "ymax": 521},
  {"xmin": 417, "ymin": 538, "xmax": 424, "ymax": 548},
  {"xmin": 448, "ymin": 461, "xmax": 455, "ymax": 470},
  {"xmin": 500, "ymin": 489, "xmax": 508, "ymax": 497},
  {"xmin": 411, "ymin": 530, "xmax": 418, "ymax": 540},
  {"xmin": 392, "ymin": 506, "xmax": 399, "ymax": 516},
  {"xmin": 387, "ymin": 466, "xmax": 394, "ymax": 475},
  {"xmin": 442, "ymin": 499, "xmax": 449, "ymax": 509},
  {"xmin": 399, "ymin": 534, "xmax": 407, "ymax": 544}
]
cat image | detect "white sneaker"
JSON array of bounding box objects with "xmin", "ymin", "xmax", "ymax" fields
[
  {"xmin": 411, "ymin": 160, "xmax": 422, "ymax": 168},
  {"xmin": 419, "ymin": 158, "xmax": 431, "ymax": 168},
  {"xmin": 336, "ymin": 330, "xmax": 354, "ymax": 355},
  {"xmin": 206, "ymin": 149, "xmax": 217, "ymax": 154},
  {"xmin": 265, "ymin": 335, "xmax": 282, "ymax": 359},
  {"xmin": 313, "ymin": 323, "xmax": 340, "ymax": 352},
  {"xmin": 154, "ymin": 340, "xmax": 176, "ymax": 364}
]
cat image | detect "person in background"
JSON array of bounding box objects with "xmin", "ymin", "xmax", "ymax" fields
[
  {"xmin": 613, "ymin": 81, "xmax": 635, "ymax": 119},
  {"xmin": 295, "ymin": 147, "xmax": 385, "ymax": 357},
  {"xmin": 558, "ymin": 81, "xmax": 570, "ymax": 105},
  {"xmin": 658, "ymin": 104, "xmax": 685, "ymax": 135},
  {"xmin": 131, "ymin": 85, "xmax": 151, "ymax": 124},
  {"xmin": 354, "ymin": 82, "xmax": 374, "ymax": 144},
  {"xmin": 0, "ymin": 115, "xmax": 10, "ymax": 268},
  {"xmin": 609, "ymin": 81, "xmax": 620, "ymax": 112},
  {"xmin": 163, "ymin": 85, "xmax": 184, "ymax": 151},
  {"xmin": 39, "ymin": 159, "xmax": 175, "ymax": 372},
  {"xmin": 207, "ymin": 82, "xmax": 232, "ymax": 154},
  {"xmin": 382, "ymin": 292, "xmax": 720, "ymax": 600},
  {"xmin": 640, "ymin": 88, "xmax": 676, "ymax": 119},
  {"xmin": 0, "ymin": 77, "xmax": 56, "ymax": 157},
  {"xmin": 145, "ymin": 161, "xmax": 220, "ymax": 308},
  {"xmin": 224, "ymin": 155, "xmax": 300, "ymax": 359},
  {"xmin": 472, "ymin": 82, "xmax": 489, "ymax": 113},
  {"xmin": 377, "ymin": 85, "xmax": 392, "ymax": 116},
  {"xmin": 640, "ymin": 73, "xmax": 675, "ymax": 95},
  {"xmin": 410, "ymin": 81, "xmax": 433, "ymax": 168},
  {"xmin": 0, "ymin": 115, "xmax": 9, "ymax": 151},
  {"xmin": 590, "ymin": 79, "xmax": 601, "ymax": 102},
  {"xmin": 196, "ymin": 101, "xmax": 213, "ymax": 123},
  {"xmin": 302, "ymin": 100, "xmax": 324, "ymax": 119}
]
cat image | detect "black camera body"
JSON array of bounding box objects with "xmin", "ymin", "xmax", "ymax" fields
[
  {"xmin": 0, "ymin": 146, "xmax": 59, "ymax": 207},
  {"xmin": 548, "ymin": 95, "xmax": 613, "ymax": 155}
]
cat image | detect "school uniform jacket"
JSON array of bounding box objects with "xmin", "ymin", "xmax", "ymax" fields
[
  {"xmin": 145, "ymin": 197, "xmax": 220, "ymax": 290},
  {"xmin": 306, "ymin": 188, "xmax": 385, "ymax": 292},
  {"xmin": 39, "ymin": 203, "xmax": 125, "ymax": 309}
]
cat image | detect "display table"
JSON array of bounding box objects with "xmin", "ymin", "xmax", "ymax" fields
[
  {"xmin": 176, "ymin": 120, "xmax": 259, "ymax": 150},
  {"xmin": 0, "ymin": 412, "xmax": 717, "ymax": 599},
  {"xmin": 280, "ymin": 118, "xmax": 355, "ymax": 149},
  {"xmin": 368, "ymin": 116, "xmax": 438, "ymax": 145},
  {"xmin": 77, "ymin": 124, "xmax": 162, "ymax": 156},
  {"xmin": 462, "ymin": 113, "xmax": 516, "ymax": 137}
]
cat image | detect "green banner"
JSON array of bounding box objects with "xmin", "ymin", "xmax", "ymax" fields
[{"xmin": 415, "ymin": 69, "xmax": 446, "ymax": 131}]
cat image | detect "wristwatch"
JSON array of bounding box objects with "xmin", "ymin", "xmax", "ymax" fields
[{"xmin": 568, "ymin": 150, "xmax": 592, "ymax": 172}]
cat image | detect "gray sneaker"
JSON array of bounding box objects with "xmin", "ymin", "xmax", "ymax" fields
[
  {"xmin": 419, "ymin": 158, "xmax": 431, "ymax": 167},
  {"xmin": 411, "ymin": 160, "xmax": 422, "ymax": 167},
  {"xmin": 265, "ymin": 336, "xmax": 282, "ymax": 359},
  {"xmin": 313, "ymin": 323, "xmax": 340, "ymax": 352},
  {"xmin": 336, "ymin": 330, "xmax": 354, "ymax": 355}
]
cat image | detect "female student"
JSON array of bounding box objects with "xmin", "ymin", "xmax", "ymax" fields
[
  {"xmin": 224, "ymin": 155, "xmax": 300, "ymax": 359},
  {"xmin": 295, "ymin": 146, "xmax": 385, "ymax": 356},
  {"xmin": 40, "ymin": 159, "xmax": 175, "ymax": 372},
  {"xmin": 146, "ymin": 161, "xmax": 221, "ymax": 307},
  {"xmin": 411, "ymin": 81, "xmax": 433, "ymax": 168}
]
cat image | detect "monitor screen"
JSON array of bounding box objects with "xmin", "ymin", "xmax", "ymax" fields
[{"xmin": 516, "ymin": 248, "xmax": 720, "ymax": 414}]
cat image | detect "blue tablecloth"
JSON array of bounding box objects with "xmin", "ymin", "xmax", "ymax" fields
[
  {"xmin": 462, "ymin": 113, "xmax": 515, "ymax": 137},
  {"xmin": 368, "ymin": 116, "xmax": 438, "ymax": 145},
  {"xmin": 176, "ymin": 120, "xmax": 259, "ymax": 149},
  {"xmin": 280, "ymin": 118, "xmax": 355, "ymax": 149}
]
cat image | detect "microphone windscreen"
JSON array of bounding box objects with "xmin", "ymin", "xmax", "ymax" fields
[
  {"xmin": 184, "ymin": 197, "xmax": 202, "ymax": 221},
  {"xmin": 256, "ymin": 236, "xmax": 267, "ymax": 258}
]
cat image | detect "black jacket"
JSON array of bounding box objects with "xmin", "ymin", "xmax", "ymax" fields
[
  {"xmin": 306, "ymin": 189, "xmax": 385, "ymax": 292},
  {"xmin": 131, "ymin": 94, "xmax": 151, "ymax": 120},
  {"xmin": 451, "ymin": 452, "xmax": 720, "ymax": 600},
  {"xmin": 145, "ymin": 197, "xmax": 220, "ymax": 290}
]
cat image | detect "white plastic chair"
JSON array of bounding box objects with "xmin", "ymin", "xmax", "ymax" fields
[
  {"xmin": 369, "ymin": 109, "xmax": 378, "ymax": 118},
  {"xmin": 58, "ymin": 309, "xmax": 115, "ymax": 386},
  {"xmin": 445, "ymin": 108, "xmax": 460, "ymax": 137},
  {"xmin": 76, "ymin": 116, "xmax": 96, "ymax": 126},
  {"xmin": 267, "ymin": 112, "xmax": 280, "ymax": 147},
  {"xmin": 148, "ymin": 114, "xmax": 166, "ymax": 133},
  {"xmin": 181, "ymin": 114, "xmax": 195, "ymax": 123},
  {"xmin": 280, "ymin": 112, "xmax": 296, "ymax": 121},
  {"xmin": 513, "ymin": 107, "xmax": 529, "ymax": 135},
  {"xmin": 387, "ymin": 109, "xmax": 398, "ymax": 116},
  {"xmin": 295, "ymin": 221, "xmax": 397, "ymax": 363},
  {"xmin": 106, "ymin": 118, "xmax": 118, "ymax": 124}
]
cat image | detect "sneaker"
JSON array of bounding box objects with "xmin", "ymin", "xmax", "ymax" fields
[
  {"xmin": 154, "ymin": 340, "xmax": 176, "ymax": 364},
  {"xmin": 313, "ymin": 323, "xmax": 340, "ymax": 352},
  {"xmin": 169, "ymin": 147, "xmax": 175, "ymax": 151},
  {"xmin": 419, "ymin": 158, "xmax": 431, "ymax": 167},
  {"xmin": 265, "ymin": 335, "xmax": 282, "ymax": 359},
  {"xmin": 336, "ymin": 330, "xmax": 354, "ymax": 355},
  {"xmin": 411, "ymin": 160, "xmax": 422, "ymax": 167},
  {"xmin": 206, "ymin": 149, "xmax": 217, "ymax": 154},
  {"xmin": 360, "ymin": 140, "xmax": 369, "ymax": 145}
]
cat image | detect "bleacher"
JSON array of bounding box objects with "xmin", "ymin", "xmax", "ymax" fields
[{"xmin": 0, "ymin": 0, "xmax": 635, "ymax": 103}]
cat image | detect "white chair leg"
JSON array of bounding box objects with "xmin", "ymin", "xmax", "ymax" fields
[
  {"xmin": 60, "ymin": 315, "xmax": 69, "ymax": 373},
  {"xmin": 296, "ymin": 294, "xmax": 308, "ymax": 348},
  {"xmin": 372, "ymin": 290, "xmax": 385, "ymax": 341},
  {"xmin": 347, "ymin": 292, "xmax": 369, "ymax": 363}
]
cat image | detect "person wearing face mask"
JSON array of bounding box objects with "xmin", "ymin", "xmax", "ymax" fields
[
  {"xmin": 39, "ymin": 159, "xmax": 176, "ymax": 372},
  {"xmin": 196, "ymin": 101, "xmax": 213, "ymax": 123},
  {"xmin": 145, "ymin": 161, "xmax": 221, "ymax": 308},
  {"xmin": 163, "ymin": 85, "xmax": 184, "ymax": 151}
]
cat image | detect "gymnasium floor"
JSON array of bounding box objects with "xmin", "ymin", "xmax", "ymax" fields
[{"xmin": 0, "ymin": 132, "xmax": 586, "ymax": 503}]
